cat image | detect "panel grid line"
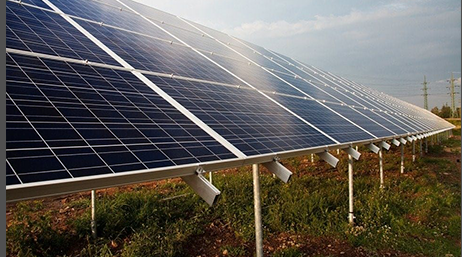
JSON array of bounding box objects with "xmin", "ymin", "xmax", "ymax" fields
[
  {"xmin": 7, "ymin": 92, "xmax": 76, "ymax": 178},
  {"xmin": 327, "ymin": 72, "xmax": 435, "ymax": 129},
  {"xmin": 287, "ymin": 59, "xmax": 419, "ymax": 132},
  {"xmin": 6, "ymin": 0, "xmax": 454, "ymax": 200},
  {"xmin": 114, "ymin": 0, "xmax": 339, "ymax": 145},
  {"xmin": 258, "ymin": 48, "xmax": 404, "ymax": 135},
  {"xmin": 7, "ymin": 55, "xmax": 118, "ymax": 174},
  {"xmin": 41, "ymin": 0, "xmax": 246, "ymax": 158},
  {"xmin": 6, "ymin": 159, "xmax": 23, "ymax": 184},
  {"xmin": 231, "ymin": 37, "xmax": 395, "ymax": 137},
  {"xmin": 315, "ymin": 68, "xmax": 431, "ymax": 131},
  {"xmin": 176, "ymin": 16, "xmax": 366, "ymax": 142}
]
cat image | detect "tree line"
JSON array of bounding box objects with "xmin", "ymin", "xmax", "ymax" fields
[{"xmin": 430, "ymin": 104, "xmax": 461, "ymax": 118}]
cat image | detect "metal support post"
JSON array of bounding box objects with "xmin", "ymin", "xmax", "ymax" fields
[
  {"xmin": 310, "ymin": 154, "xmax": 314, "ymax": 163},
  {"xmin": 337, "ymin": 149, "xmax": 340, "ymax": 155},
  {"xmin": 253, "ymin": 164, "xmax": 263, "ymax": 257},
  {"xmin": 209, "ymin": 172, "xmax": 212, "ymax": 183},
  {"xmin": 91, "ymin": 190, "xmax": 97, "ymax": 239},
  {"xmin": 420, "ymin": 139, "xmax": 423, "ymax": 158},
  {"xmin": 379, "ymin": 148, "xmax": 384, "ymax": 188},
  {"xmin": 412, "ymin": 140, "xmax": 416, "ymax": 162},
  {"xmin": 348, "ymin": 154, "xmax": 354, "ymax": 225},
  {"xmin": 425, "ymin": 137, "xmax": 428, "ymax": 153},
  {"xmin": 400, "ymin": 144, "xmax": 405, "ymax": 173}
]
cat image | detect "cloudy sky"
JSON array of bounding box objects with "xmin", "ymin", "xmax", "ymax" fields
[{"xmin": 135, "ymin": 0, "xmax": 461, "ymax": 109}]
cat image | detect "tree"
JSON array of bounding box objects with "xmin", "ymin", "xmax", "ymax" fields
[
  {"xmin": 431, "ymin": 106, "xmax": 439, "ymax": 115},
  {"xmin": 439, "ymin": 105, "xmax": 452, "ymax": 118}
]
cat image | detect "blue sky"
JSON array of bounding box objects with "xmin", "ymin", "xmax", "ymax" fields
[{"xmin": 136, "ymin": 0, "xmax": 461, "ymax": 109}]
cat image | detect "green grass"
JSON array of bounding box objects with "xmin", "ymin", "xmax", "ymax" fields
[
  {"xmin": 6, "ymin": 137, "xmax": 461, "ymax": 257},
  {"xmin": 273, "ymin": 247, "xmax": 304, "ymax": 257},
  {"xmin": 446, "ymin": 118, "xmax": 461, "ymax": 128}
]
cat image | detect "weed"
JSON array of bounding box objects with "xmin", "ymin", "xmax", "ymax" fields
[
  {"xmin": 6, "ymin": 137, "xmax": 461, "ymax": 256},
  {"xmin": 6, "ymin": 201, "xmax": 68, "ymax": 256},
  {"xmin": 220, "ymin": 245, "xmax": 248, "ymax": 256},
  {"xmin": 273, "ymin": 246, "xmax": 305, "ymax": 257}
]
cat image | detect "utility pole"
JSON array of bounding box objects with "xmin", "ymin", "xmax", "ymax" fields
[
  {"xmin": 421, "ymin": 75, "xmax": 429, "ymax": 110},
  {"xmin": 447, "ymin": 72, "xmax": 460, "ymax": 118}
]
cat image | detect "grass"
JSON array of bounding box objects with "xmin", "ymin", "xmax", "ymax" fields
[{"xmin": 6, "ymin": 135, "xmax": 461, "ymax": 257}]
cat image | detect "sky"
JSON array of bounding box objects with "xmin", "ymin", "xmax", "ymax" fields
[{"xmin": 135, "ymin": 0, "xmax": 461, "ymax": 109}]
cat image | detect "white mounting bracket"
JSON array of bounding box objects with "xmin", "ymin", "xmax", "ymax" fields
[
  {"xmin": 316, "ymin": 151, "xmax": 339, "ymax": 167},
  {"xmin": 367, "ymin": 143, "xmax": 380, "ymax": 154},
  {"xmin": 399, "ymin": 138, "xmax": 407, "ymax": 144},
  {"xmin": 344, "ymin": 147, "xmax": 361, "ymax": 160},
  {"xmin": 262, "ymin": 160, "xmax": 292, "ymax": 183},
  {"xmin": 379, "ymin": 141, "xmax": 391, "ymax": 151},
  {"xmin": 181, "ymin": 172, "xmax": 220, "ymax": 206},
  {"xmin": 406, "ymin": 136, "xmax": 413, "ymax": 142},
  {"xmin": 392, "ymin": 138, "xmax": 400, "ymax": 146}
]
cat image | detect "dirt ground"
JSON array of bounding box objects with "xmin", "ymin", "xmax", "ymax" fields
[{"xmin": 6, "ymin": 135, "xmax": 461, "ymax": 257}]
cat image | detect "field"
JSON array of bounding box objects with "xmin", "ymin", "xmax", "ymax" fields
[{"xmin": 6, "ymin": 129, "xmax": 461, "ymax": 257}]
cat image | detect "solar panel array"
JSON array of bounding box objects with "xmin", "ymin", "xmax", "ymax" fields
[{"xmin": 6, "ymin": 0, "xmax": 454, "ymax": 199}]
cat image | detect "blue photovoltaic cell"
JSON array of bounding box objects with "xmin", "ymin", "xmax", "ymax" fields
[
  {"xmin": 49, "ymin": 0, "xmax": 177, "ymax": 43},
  {"xmin": 116, "ymin": 0, "xmax": 251, "ymax": 59},
  {"xmin": 5, "ymin": 0, "xmax": 453, "ymax": 191},
  {"xmin": 324, "ymin": 103, "xmax": 395, "ymax": 138},
  {"xmin": 6, "ymin": 53, "xmax": 235, "ymax": 185},
  {"xmin": 271, "ymin": 96, "xmax": 373, "ymax": 142},
  {"xmin": 353, "ymin": 107, "xmax": 408, "ymax": 135},
  {"xmin": 89, "ymin": 3, "xmax": 378, "ymax": 143},
  {"xmin": 164, "ymin": 24, "xmax": 423, "ymax": 137},
  {"xmin": 289, "ymin": 65, "xmax": 426, "ymax": 132},
  {"xmin": 144, "ymin": 75, "xmax": 335, "ymax": 156},
  {"xmin": 6, "ymin": 1, "xmax": 122, "ymax": 66},
  {"xmin": 17, "ymin": 0, "xmax": 52, "ymax": 10},
  {"xmin": 169, "ymin": 23, "xmax": 433, "ymax": 135},
  {"xmin": 43, "ymin": 0, "xmax": 411, "ymax": 142},
  {"xmin": 77, "ymin": 19, "xmax": 244, "ymax": 86},
  {"xmin": 228, "ymin": 44, "xmax": 430, "ymax": 134}
]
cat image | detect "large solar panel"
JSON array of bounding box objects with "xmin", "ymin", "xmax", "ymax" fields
[
  {"xmin": 6, "ymin": 52, "xmax": 236, "ymax": 184},
  {"xmin": 6, "ymin": 0, "xmax": 454, "ymax": 201},
  {"xmin": 6, "ymin": 2, "xmax": 121, "ymax": 66}
]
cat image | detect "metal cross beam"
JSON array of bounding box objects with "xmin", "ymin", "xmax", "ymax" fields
[{"xmin": 181, "ymin": 172, "xmax": 221, "ymax": 206}]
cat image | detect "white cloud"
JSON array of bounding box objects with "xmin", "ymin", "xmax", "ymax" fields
[
  {"xmin": 224, "ymin": 4, "xmax": 411, "ymax": 38},
  {"xmin": 435, "ymin": 77, "xmax": 461, "ymax": 85}
]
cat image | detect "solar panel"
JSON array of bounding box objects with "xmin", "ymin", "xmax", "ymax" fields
[
  {"xmin": 6, "ymin": 2, "xmax": 121, "ymax": 66},
  {"xmin": 6, "ymin": 0, "xmax": 454, "ymax": 201},
  {"xmin": 6, "ymin": 52, "xmax": 236, "ymax": 185},
  {"xmin": 143, "ymin": 75, "xmax": 336, "ymax": 155}
]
